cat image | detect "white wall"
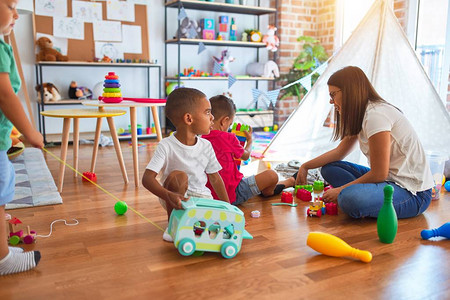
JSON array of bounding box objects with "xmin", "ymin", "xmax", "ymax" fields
[{"xmin": 13, "ymin": 1, "xmax": 271, "ymax": 136}]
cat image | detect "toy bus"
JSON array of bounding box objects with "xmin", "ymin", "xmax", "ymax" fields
[{"xmin": 167, "ymin": 197, "xmax": 253, "ymax": 259}]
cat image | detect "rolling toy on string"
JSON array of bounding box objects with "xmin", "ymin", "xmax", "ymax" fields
[
  {"xmin": 114, "ymin": 201, "xmax": 128, "ymax": 215},
  {"xmin": 6, "ymin": 215, "xmax": 37, "ymax": 245}
]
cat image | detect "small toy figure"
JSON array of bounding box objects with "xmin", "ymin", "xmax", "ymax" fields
[
  {"xmin": 68, "ymin": 81, "xmax": 93, "ymax": 100},
  {"xmin": 262, "ymin": 25, "xmax": 280, "ymax": 52}
]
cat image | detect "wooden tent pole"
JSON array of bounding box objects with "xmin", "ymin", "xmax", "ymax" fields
[
  {"xmin": 371, "ymin": 0, "xmax": 389, "ymax": 85},
  {"xmin": 7, "ymin": 30, "xmax": 36, "ymax": 128}
]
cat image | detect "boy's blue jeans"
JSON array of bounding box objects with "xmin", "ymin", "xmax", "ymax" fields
[{"xmin": 321, "ymin": 161, "xmax": 431, "ymax": 219}]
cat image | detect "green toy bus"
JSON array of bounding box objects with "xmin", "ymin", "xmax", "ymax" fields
[{"xmin": 167, "ymin": 197, "xmax": 253, "ymax": 259}]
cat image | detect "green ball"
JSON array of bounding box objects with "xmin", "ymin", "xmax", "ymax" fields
[{"xmin": 114, "ymin": 201, "xmax": 128, "ymax": 215}]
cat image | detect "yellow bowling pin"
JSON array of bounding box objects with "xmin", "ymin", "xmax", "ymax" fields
[{"xmin": 307, "ymin": 232, "xmax": 372, "ymax": 263}]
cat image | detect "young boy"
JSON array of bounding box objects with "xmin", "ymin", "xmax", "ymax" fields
[
  {"xmin": 202, "ymin": 95, "xmax": 295, "ymax": 205},
  {"xmin": 142, "ymin": 88, "xmax": 229, "ymax": 242},
  {"xmin": 0, "ymin": 0, "xmax": 43, "ymax": 275}
]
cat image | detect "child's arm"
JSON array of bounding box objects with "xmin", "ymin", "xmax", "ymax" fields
[
  {"xmin": 0, "ymin": 74, "xmax": 43, "ymax": 148},
  {"xmin": 142, "ymin": 169, "xmax": 187, "ymax": 210},
  {"xmin": 207, "ymin": 172, "xmax": 230, "ymax": 203},
  {"xmin": 240, "ymin": 126, "xmax": 253, "ymax": 161}
]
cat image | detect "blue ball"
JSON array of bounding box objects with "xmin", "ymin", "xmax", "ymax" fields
[{"xmin": 444, "ymin": 181, "xmax": 450, "ymax": 192}]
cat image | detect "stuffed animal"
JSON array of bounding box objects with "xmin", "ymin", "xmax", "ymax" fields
[
  {"xmin": 212, "ymin": 50, "xmax": 235, "ymax": 76},
  {"xmin": 262, "ymin": 25, "xmax": 280, "ymax": 52},
  {"xmin": 36, "ymin": 37, "xmax": 69, "ymax": 62},
  {"xmin": 174, "ymin": 17, "xmax": 201, "ymax": 39},
  {"xmin": 35, "ymin": 83, "xmax": 61, "ymax": 102},
  {"xmin": 246, "ymin": 60, "xmax": 280, "ymax": 78},
  {"xmin": 68, "ymin": 81, "xmax": 93, "ymax": 100},
  {"xmin": 7, "ymin": 127, "xmax": 24, "ymax": 160}
]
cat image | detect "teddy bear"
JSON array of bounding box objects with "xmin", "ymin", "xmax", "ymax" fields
[
  {"xmin": 35, "ymin": 83, "xmax": 61, "ymax": 102},
  {"xmin": 68, "ymin": 81, "xmax": 93, "ymax": 100},
  {"xmin": 36, "ymin": 37, "xmax": 69, "ymax": 62}
]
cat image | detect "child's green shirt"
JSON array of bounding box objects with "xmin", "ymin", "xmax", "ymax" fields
[{"xmin": 0, "ymin": 39, "xmax": 21, "ymax": 150}]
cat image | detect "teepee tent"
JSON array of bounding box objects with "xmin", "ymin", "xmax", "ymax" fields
[{"xmin": 263, "ymin": 0, "xmax": 450, "ymax": 164}]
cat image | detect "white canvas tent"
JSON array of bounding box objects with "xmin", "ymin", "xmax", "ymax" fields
[{"xmin": 263, "ymin": 0, "xmax": 450, "ymax": 165}]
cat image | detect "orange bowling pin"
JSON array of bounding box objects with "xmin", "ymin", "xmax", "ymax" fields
[{"xmin": 307, "ymin": 232, "xmax": 372, "ymax": 263}]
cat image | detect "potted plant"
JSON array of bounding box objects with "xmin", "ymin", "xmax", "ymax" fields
[{"xmin": 278, "ymin": 36, "xmax": 329, "ymax": 101}]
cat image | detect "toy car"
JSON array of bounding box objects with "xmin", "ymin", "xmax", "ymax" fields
[
  {"xmin": 167, "ymin": 197, "xmax": 253, "ymax": 259},
  {"xmin": 307, "ymin": 201, "xmax": 326, "ymax": 218},
  {"xmin": 6, "ymin": 215, "xmax": 37, "ymax": 245}
]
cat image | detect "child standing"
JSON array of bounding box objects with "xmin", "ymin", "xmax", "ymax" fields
[
  {"xmin": 142, "ymin": 88, "xmax": 229, "ymax": 241},
  {"xmin": 0, "ymin": 0, "xmax": 43, "ymax": 275},
  {"xmin": 202, "ymin": 95, "xmax": 294, "ymax": 205}
]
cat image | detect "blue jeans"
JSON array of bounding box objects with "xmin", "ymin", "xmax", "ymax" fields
[{"xmin": 321, "ymin": 161, "xmax": 431, "ymax": 219}]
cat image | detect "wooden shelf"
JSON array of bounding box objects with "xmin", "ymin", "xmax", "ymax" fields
[
  {"xmin": 36, "ymin": 61, "xmax": 161, "ymax": 68},
  {"xmin": 40, "ymin": 99, "xmax": 84, "ymax": 105},
  {"xmin": 165, "ymin": 0, "xmax": 276, "ymax": 15},
  {"xmin": 166, "ymin": 38, "xmax": 266, "ymax": 48},
  {"xmin": 236, "ymin": 110, "xmax": 274, "ymax": 115},
  {"xmin": 166, "ymin": 76, "xmax": 275, "ymax": 81}
]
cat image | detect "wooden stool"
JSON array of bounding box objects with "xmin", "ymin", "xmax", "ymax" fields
[{"xmin": 40, "ymin": 108, "xmax": 129, "ymax": 192}]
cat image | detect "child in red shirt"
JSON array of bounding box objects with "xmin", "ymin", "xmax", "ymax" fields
[{"xmin": 202, "ymin": 95, "xmax": 294, "ymax": 204}]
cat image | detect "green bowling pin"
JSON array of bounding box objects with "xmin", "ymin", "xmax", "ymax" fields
[{"xmin": 377, "ymin": 185, "xmax": 398, "ymax": 243}]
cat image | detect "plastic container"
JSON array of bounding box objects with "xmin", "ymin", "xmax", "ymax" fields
[{"xmin": 426, "ymin": 152, "xmax": 448, "ymax": 200}]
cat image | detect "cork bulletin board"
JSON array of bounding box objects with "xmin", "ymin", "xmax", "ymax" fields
[{"xmin": 34, "ymin": 0, "xmax": 150, "ymax": 62}]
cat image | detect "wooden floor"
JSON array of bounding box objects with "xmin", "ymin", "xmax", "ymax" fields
[{"xmin": 1, "ymin": 139, "xmax": 449, "ymax": 300}]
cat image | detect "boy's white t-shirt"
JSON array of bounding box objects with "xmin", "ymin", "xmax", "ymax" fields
[
  {"xmin": 358, "ymin": 102, "xmax": 434, "ymax": 194},
  {"xmin": 146, "ymin": 133, "xmax": 222, "ymax": 197}
]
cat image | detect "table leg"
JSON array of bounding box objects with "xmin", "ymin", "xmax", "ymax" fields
[
  {"xmin": 130, "ymin": 107, "xmax": 139, "ymax": 187},
  {"xmin": 91, "ymin": 117, "xmax": 103, "ymax": 173},
  {"xmin": 58, "ymin": 118, "xmax": 71, "ymax": 193},
  {"xmin": 151, "ymin": 106, "xmax": 162, "ymax": 141},
  {"xmin": 73, "ymin": 118, "xmax": 79, "ymax": 177},
  {"xmin": 106, "ymin": 117, "xmax": 129, "ymax": 184}
]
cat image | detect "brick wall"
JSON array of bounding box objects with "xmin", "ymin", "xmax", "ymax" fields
[{"xmin": 273, "ymin": 0, "xmax": 449, "ymax": 125}]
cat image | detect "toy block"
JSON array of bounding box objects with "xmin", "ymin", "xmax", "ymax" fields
[
  {"xmin": 325, "ymin": 202, "xmax": 338, "ymax": 215},
  {"xmin": 281, "ymin": 192, "xmax": 294, "ymax": 204},
  {"xmin": 295, "ymin": 184, "xmax": 313, "ymax": 194},
  {"xmin": 219, "ymin": 23, "xmax": 228, "ymax": 32},
  {"xmin": 297, "ymin": 188, "xmax": 312, "ymax": 202},
  {"xmin": 202, "ymin": 30, "xmax": 215, "ymax": 40},
  {"xmin": 200, "ymin": 18, "xmax": 215, "ymax": 30},
  {"xmin": 219, "ymin": 16, "xmax": 229, "ymax": 24}
]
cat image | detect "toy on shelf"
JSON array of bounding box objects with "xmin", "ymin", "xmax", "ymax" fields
[
  {"xmin": 6, "ymin": 215, "xmax": 37, "ymax": 245},
  {"xmin": 101, "ymin": 72, "xmax": 123, "ymax": 103},
  {"xmin": 229, "ymin": 18, "xmax": 237, "ymax": 41},
  {"xmin": 377, "ymin": 185, "xmax": 398, "ymax": 244},
  {"xmin": 307, "ymin": 232, "xmax": 372, "ymax": 263},
  {"xmin": 307, "ymin": 200, "xmax": 326, "ymax": 217},
  {"xmin": 231, "ymin": 122, "xmax": 250, "ymax": 170},
  {"xmin": 166, "ymin": 81, "xmax": 184, "ymax": 95},
  {"xmin": 166, "ymin": 197, "xmax": 253, "ymax": 259},
  {"xmin": 69, "ymin": 81, "xmax": 93, "ymax": 100},
  {"xmin": 36, "ymin": 37, "xmax": 68, "ymax": 62},
  {"xmin": 175, "ymin": 17, "xmax": 201, "ymax": 39},
  {"xmin": 100, "ymin": 55, "xmax": 112, "ymax": 63},
  {"xmin": 421, "ymin": 222, "xmax": 450, "ymax": 240},
  {"xmin": 249, "ymin": 30, "xmax": 262, "ymax": 42},
  {"xmin": 217, "ymin": 16, "xmax": 229, "ymax": 40},
  {"xmin": 178, "ymin": 66, "xmax": 211, "ymax": 77},
  {"xmin": 82, "ymin": 171, "xmax": 97, "ymax": 183},
  {"xmin": 212, "ymin": 49, "xmax": 235, "ymax": 76},
  {"xmin": 246, "ymin": 60, "xmax": 280, "ymax": 78},
  {"xmin": 262, "ymin": 25, "xmax": 280, "ymax": 52},
  {"xmin": 200, "ymin": 18, "xmax": 215, "ymax": 40},
  {"xmin": 35, "ymin": 82, "xmax": 61, "ymax": 102}
]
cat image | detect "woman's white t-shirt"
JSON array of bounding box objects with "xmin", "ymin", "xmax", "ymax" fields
[
  {"xmin": 146, "ymin": 134, "xmax": 222, "ymax": 197},
  {"xmin": 358, "ymin": 102, "xmax": 434, "ymax": 194}
]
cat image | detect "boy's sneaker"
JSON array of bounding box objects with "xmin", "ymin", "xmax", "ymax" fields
[{"xmin": 163, "ymin": 228, "xmax": 173, "ymax": 242}]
